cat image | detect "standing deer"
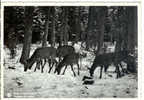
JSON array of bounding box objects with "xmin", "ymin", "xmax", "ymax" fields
[
  {"xmin": 88, "ymin": 50, "xmax": 129, "ymax": 78},
  {"xmin": 56, "ymin": 45, "xmax": 75, "ymax": 63},
  {"xmin": 54, "ymin": 52, "xmax": 80, "ymax": 77},
  {"xmin": 24, "ymin": 47, "xmax": 57, "ymax": 73}
]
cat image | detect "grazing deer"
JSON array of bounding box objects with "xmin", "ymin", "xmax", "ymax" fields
[
  {"xmin": 87, "ymin": 50, "xmax": 129, "ymax": 79},
  {"xmin": 24, "ymin": 47, "xmax": 57, "ymax": 73},
  {"xmin": 54, "ymin": 52, "xmax": 80, "ymax": 77},
  {"xmin": 56, "ymin": 45, "xmax": 75, "ymax": 63}
]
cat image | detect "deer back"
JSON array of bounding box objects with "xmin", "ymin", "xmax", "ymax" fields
[
  {"xmin": 34, "ymin": 47, "xmax": 56, "ymax": 59},
  {"xmin": 56, "ymin": 45, "xmax": 75, "ymax": 57}
]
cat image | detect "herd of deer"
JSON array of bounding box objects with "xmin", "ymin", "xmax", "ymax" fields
[
  {"xmin": 23, "ymin": 45, "xmax": 135, "ymax": 79},
  {"xmin": 24, "ymin": 45, "xmax": 80, "ymax": 76}
]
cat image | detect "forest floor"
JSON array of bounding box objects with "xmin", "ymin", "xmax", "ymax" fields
[{"xmin": 3, "ymin": 43, "xmax": 137, "ymax": 98}]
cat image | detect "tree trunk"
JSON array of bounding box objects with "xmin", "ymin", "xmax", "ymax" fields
[
  {"xmin": 126, "ymin": 6, "xmax": 137, "ymax": 73},
  {"xmin": 85, "ymin": 7, "xmax": 94, "ymax": 50},
  {"xmin": 59, "ymin": 7, "xmax": 64, "ymax": 46},
  {"xmin": 95, "ymin": 7, "xmax": 107, "ymax": 55},
  {"xmin": 64, "ymin": 7, "xmax": 69, "ymax": 45},
  {"xmin": 20, "ymin": 7, "xmax": 34, "ymax": 64},
  {"xmin": 42, "ymin": 8, "xmax": 50, "ymax": 47},
  {"xmin": 51, "ymin": 7, "xmax": 56, "ymax": 47},
  {"xmin": 115, "ymin": 7, "xmax": 124, "ymax": 52},
  {"xmin": 75, "ymin": 7, "xmax": 81, "ymax": 44},
  {"xmin": 126, "ymin": 6, "xmax": 137, "ymax": 52}
]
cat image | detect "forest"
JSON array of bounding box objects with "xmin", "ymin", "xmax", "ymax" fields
[{"xmin": 3, "ymin": 6, "xmax": 137, "ymax": 98}]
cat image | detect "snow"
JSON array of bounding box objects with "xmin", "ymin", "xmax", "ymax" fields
[{"xmin": 3, "ymin": 43, "xmax": 137, "ymax": 98}]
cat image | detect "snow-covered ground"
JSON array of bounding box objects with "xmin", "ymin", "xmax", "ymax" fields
[{"xmin": 3, "ymin": 43, "xmax": 137, "ymax": 98}]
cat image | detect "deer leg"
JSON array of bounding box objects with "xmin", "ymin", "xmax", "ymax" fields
[
  {"xmin": 40, "ymin": 59, "xmax": 43, "ymax": 73},
  {"xmin": 34, "ymin": 62, "xmax": 37, "ymax": 72},
  {"xmin": 54, "ymin": 65, "xmax": 57, "ymax": 74},
  {"xmin": 39, "ymin": 58, "xmax": 43, "ymax": 70},
  {"xmin": 41, "ymin": 59, "xmax": 46, "ymax": 73},
  {"xmin": 54, "ymin": 60, "xmax": 59, "ymax": 74},
  {"xmin": 104, "ymin": 64, "xmax": 109, "ymax": 72},
  {"xmin": 79, "ymin": 58, "xmax": 82, "ymax": 70},
  {"xmin": 35, "ymin": 59, "xmax": 41, "ymax": 72},
  {"xmin": 99, "ymin": 66, "xmax": 103, "ymax": 79},
  {"xmin": 38, "ymin": 60, "xmax": 42, "ymax": 70},
  {"xmin": 49, "ymin": 62, "xmax": 55, "ymax": 73},
  {"xmin": 119, "ymin": 63, "xmax": 125, "ymax": 73},
  {"xmin": 54, "ymin": 59, "xmax": 58, "ymax": 67},
  {"xmin": 34, "ymin": 65, "xmax": 37, "ymax": 72},
  {"xmin": 54, "ymin": 68, "xmax": 58, "ymax": 74},
  {"xmin": 77, "ymin": 63, "xmax": 80, "ymax": 75},
  {"xmin": 70, "ymin": 65, "xmax": 76, "ymax": 77},
  {"xmin": 48, "ymin": 59, "xmax": 52, "ymax": 73},
  {"xmin": 48, "ymin": 58, "xmax": 55, "ymax": 73},
  {"xmin": 62, "ymin": 65, "xmax": 67, "ymax": 75},
  {"xmin": 116, "ymin": 65, "xmax": 121, "ymax": 78},
  {"xmin": 42, "ymin": 59, "xmax": 47, "ymax": 67},
  {"xmin": 59, "ymin": 57, "xmax": 61, "ymax": 63},
  {"xmin": 48, "ymin": 63, "xmax": 54, "ymax": 73}
]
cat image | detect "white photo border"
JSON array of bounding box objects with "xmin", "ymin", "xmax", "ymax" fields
[{"xmin": 1, "ymin": 1, "xmax": 142, "ymax": 100}]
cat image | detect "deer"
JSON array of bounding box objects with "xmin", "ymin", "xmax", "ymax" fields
[
  {"xmin": 56, "ymin": 45, "xmax": 75, "ymax": 63},
  {"xmin": 24, "ymin": 47, "xmax": 57, "ymax": 73},
  {"xmin": 87, "ymin": 50, "xmax": 129, "ymax": 79},
  {"xmin": 54, "ymin": 52, "xmax": 80, "ymax": 77}
]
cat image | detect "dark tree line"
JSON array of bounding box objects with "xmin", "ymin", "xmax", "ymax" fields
[{"xmin": 4, "ymin": 6, "xmax": 137, "ymax": 72}]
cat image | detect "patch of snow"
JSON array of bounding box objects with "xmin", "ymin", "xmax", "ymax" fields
[{"xmin": 3, "ymin": 44, "xmax": 137, "ymax": 98}]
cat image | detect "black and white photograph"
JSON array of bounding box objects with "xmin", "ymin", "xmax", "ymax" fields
[{"xmin": 1, "ymin": 3, "xmax": 139, "ymax": 98}]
